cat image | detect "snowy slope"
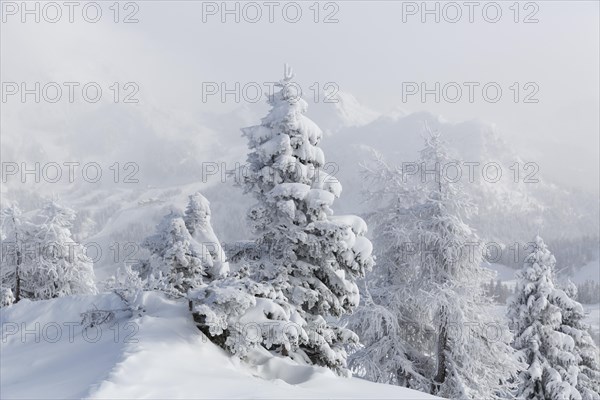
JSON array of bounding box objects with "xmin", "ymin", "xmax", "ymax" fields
[
  {"xmin": 486, "ymin": 262, "xmax": 519, "ymax": 282},
  {"xmin": 487, "ymin": 259, "xmax": 600, "ymax": 287},
  {"xmin": 0, "ymin": 294, "xmax": 129, "ymax": 399},
  {"xmin": 570, "ymin": 260, "xmax": 600, "ymax": 284},
  {"xmin": 583, "ymin": 304, "xmax": 600, "ymax": 344},
  {"xmin": 0, "ymin": 293, "xmax": 440, "ymax": 400},
  {"xmin": 305, "ymin": 91, "xmax": 379, "ymax": 135}
]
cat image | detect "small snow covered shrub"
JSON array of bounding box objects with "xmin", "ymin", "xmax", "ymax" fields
[
  {"xmin": 1, "ymin": 286, "xmax": 15, "ymax": 307},
  {"xmin": 104, "ymin": 263, "xmax": 148, "ymax": 316}
]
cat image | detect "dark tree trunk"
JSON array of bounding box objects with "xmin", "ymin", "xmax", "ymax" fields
[
  {"xmin": 432, "ymin": 313, "xmax": 448, "ymax": 394},
  {"xmin": 13, "ymin": 216, "xmax": 22, "ymax": 302},
  {"xmin": 14, "ymin": 267, "xmax": 21, "ymax": 302}
]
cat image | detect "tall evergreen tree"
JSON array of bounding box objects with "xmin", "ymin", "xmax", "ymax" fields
[
  {"xmin": 350, "ymin": 133, "xmax": 520, "ymax": 398},
  {"xmin": 240, "ymin": 65, "xmax": 374, "ymax": 374}
]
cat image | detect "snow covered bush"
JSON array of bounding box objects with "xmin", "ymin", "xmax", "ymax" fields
[
  {"xmin": 1, "ymin": 286, "xmax": 15, "ymax": 307},
  {"xmin": 508, "ymin": 236, "xmax": 600, "ymax": 400},
  {"xmin": 104, "ymin": 263, "xmax": 147, "ymax": 313},
  {"xmin": 238, "ymin": 65, "xmax": 374, "ymax": 374},
  {"xmin": 94, "ymin": 263, "xmax": 151, "ymax": 326},
  {"xmin": 349, "ymin": 133, "xmax": 520, "ymax": 398}
]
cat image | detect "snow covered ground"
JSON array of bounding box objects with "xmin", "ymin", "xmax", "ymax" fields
[{"xmin": 0, "ymin": 293, "xmax": 440, "ymax": 400}]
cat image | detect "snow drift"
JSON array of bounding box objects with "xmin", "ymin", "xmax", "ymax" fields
[{"xmin": 0, "ymin": 292, "xmax": 440, "ymax": 399}]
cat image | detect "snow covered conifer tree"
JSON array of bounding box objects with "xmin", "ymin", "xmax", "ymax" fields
[
  {"xmin": 26, "ymin": 201, "xmax": 97, "ymax": 299},
  {"xmin": 139, "ymin": 192, "xmax": 227, "ymax": 297},
  {"xmin": 351, "ymin": 133, "xmax": 520, "ymax": 398},
  {"xmin": 508, "ymin": 236, "xmax": 587, "ymax": 400},
  {"xmin": 1, "ymin": 204, "xmax": 25, "ymax": 303},
  {"xmin": 346, "ymin": 291, "xmax": 429, "ymax": 389},
  {"xmin": 140, "ymin": 211, "xmax": 207, "ymax": 297},
  {"xmin": 560, "ymin": 282, "xmax": 600, "ymax": 400},
  {"xmin": 184, "ymin": 192, "xmax": 229, "ymax": 279},
  {"xmin": 240, "ymin": 65, "xmax": 374, "ymax": 374}
]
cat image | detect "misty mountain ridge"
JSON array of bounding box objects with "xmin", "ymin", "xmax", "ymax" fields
[{"xmin": 3, "ymin": 90, "xmax": 597, "ymax": 281}]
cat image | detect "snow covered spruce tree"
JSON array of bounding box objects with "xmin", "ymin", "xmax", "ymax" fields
[
  {"xmin": 137, "ymin": 192, "xmax": 229, "ymax": 297},
  {"xmin": 236, "ymin": 65, "xmax": 374, "ymax": 374},
  {"xmin": 350, "ymin": 133, "xmax": 520, "ymax": 398},
  {"xmin": 0, "ymin": 204, "xmax": 25, "ymax": 304},
  {"xmin": 24, "ymin": 201, "xmax": 97, "ymax": 300},
  {"xmin": 561, "ymin": 282, "xmax": 600, "ymax": 400},
  {"xmin": 508, "ymin": 236, "xmax": 600, "ymax": 400}
]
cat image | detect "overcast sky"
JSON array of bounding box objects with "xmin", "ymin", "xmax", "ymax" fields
[{"xmin": 2, "ymin": 0, "xmax": 598, "ymax": 193}]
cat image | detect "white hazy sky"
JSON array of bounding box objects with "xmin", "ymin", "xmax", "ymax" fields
[{"xmin": 1, "ymin": 0, "xmax": 599, "ymax": 193}]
